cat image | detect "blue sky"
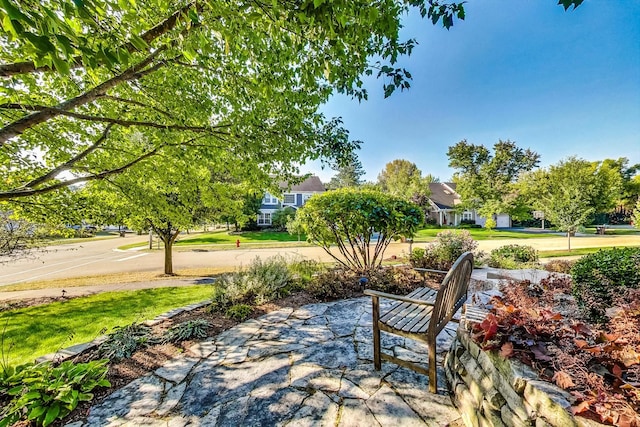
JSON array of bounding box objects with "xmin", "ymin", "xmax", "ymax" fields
[{"xmin": 305, "ymin": 0, "xmax": 640, "ymax": 183}]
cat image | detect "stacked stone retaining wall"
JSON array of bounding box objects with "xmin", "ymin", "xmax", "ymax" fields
[{"xmin": 444, "ymin": 326, "xmax": 606, "ymax": 427}]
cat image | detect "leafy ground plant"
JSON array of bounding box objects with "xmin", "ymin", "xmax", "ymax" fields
[
  {"xmin": 98, "ymin": 323, "xmax": 158, "ymax": 361},
  {"xmin": 163, "ymin": 319, "xmax": 211, "ymax": 343},
  {"xmin": 471, "ymin": 277, "xmax": 640, "ymax": 426},
  {"xmin": 0, "ymin": 359, "xmax": 110, "ymax": 427},
  {"xmin": 226, "ymin": 304, "xmax": 253, "ymax": 321}
]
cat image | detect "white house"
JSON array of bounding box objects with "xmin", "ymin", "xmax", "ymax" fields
[{"xmin": 426, "ymin": 182, "xmax": 511, "ymax": 228}]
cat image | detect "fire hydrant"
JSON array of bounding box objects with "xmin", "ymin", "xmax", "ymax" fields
[{"xmin": 236, "ymin": 239, "xmax": 240, "ymax": 248}]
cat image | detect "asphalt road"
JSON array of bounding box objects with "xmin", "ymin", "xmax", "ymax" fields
[{"xmin": 1, "ymin": 232, "xmax": 639, "ymax": 287}]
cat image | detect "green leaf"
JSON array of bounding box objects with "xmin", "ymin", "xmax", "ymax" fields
[
  {"xmin": 52, "ymin": 55, "xmax": 70, "ymax": 74},
  {"xmin": 130, "ymin": 33, "xmax": 148, "ymax": 50},
  {"xmin": 43, "ymin": 403, "xmax": 61, "ymax": 427},
  {"xmin": 28, "ymin": 405, "xmax": 47, "ymax": 420}
]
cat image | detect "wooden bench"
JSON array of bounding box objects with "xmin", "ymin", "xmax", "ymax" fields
[{"xmin": 364, "ymin": 251, "xmax": 474, "ymax": 393}]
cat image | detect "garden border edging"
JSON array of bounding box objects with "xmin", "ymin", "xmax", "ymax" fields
[{"xmin": 444, "ymin": 325, "xmax": 607, "ymax": 427}]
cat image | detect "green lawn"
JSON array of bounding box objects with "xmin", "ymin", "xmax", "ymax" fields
[
  {"xmin": 175, "ymin": 230, "xmax": 305, "ymax": 245},
  {"xmin": 539, "ymin": 245, "xmax": 640, "ymax": 258},
  {"xmin": 582, "ymin": 227, "xmax": 640, "ymax": 236},
  {"xmin": 0, "ymin": 286, "xmax": 214, "ymax": 366},
  {"xmin": 413, "ymin": 227, "xmax": 561, "ymax": 241}
]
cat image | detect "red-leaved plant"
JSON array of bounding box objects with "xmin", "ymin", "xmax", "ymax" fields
[{"xmin": 470, "ymin": 277, "xmax": 640, "ymax": 426}]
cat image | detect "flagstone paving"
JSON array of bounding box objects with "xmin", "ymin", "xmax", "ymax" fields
[{"xmin": 67, "ymin": 297, "xmax": 466, "ymax": 427}]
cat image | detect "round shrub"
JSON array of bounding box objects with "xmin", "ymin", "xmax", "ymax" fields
[
  {"xmin": 571, "ymin": 247, "xmax": 640, "ymax": 322},
  {"xmin": 488, "ymin": 244, "xmax": 538, "ymax": 269},
  {"xmin": 410, "ymin": 230, "xmax": 478, "ymax": 270}
]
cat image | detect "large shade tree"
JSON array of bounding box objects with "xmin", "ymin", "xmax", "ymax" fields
[
  {"xmin": 376, "ymin": 159, "xmax": 436, "ymax": 204},
  {"xmin": 447, "ymin": 139, "xmax": 540, "ymax": 219},
  {"xmin": 83, "ymin": 145, "xmax": 261, "ymax": 275},
  {"xmin": 0, "ymin": 1, "xmax": 584, "ymax": 203},
  {"xmin": 519, "ymin": 157, "xmax": 623, "ymax": 250},
  {"xmin": 0, "ymin": 0, "xmax": 478, "ymax": 207}
]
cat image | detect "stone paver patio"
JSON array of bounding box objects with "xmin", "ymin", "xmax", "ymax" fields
[{"xmin": 68, "ymin": 297, "xmax": 465, "ymax": 427}]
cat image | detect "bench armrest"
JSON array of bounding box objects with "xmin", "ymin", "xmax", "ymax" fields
[
  {"xmin": 364, "ymin": 289, "xmax": 435, "ymax": 306},
  {"xmin": 413, "ymin": 268, "xmax": 448, "ymax": 275}
]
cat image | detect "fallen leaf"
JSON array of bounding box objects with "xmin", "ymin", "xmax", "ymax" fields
[
  {"xmin": 619, "ymin": 347, "xmax": 640, "ymax": 367},
  {"xmin": 500, "ymin": 342, "xmax": 514, "ymax": 358},
  {"xmin": 553, "ymin": 370, "xmax": 575, "ymax": 389},
  {"xmin": 571, "ymin": 401, "xmax": 590, "ymax": 415},
  {"xmin": 612, "ymin": 364, "xmax": 623, "ymax": 378},
  {"xmin": 574, "ymin": 339, "xmax": 589, "ymax": 348},
  {"xmin": 530, "ymin": 343, "xmax": 552, "ymax": 361},
  {"xmin": 572, "ymin": 322, "xmax": 593, "ymax": 336}
]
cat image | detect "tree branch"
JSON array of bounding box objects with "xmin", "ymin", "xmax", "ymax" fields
[
  {"xmin": 0, "ymin": 104, "xmax": 228, "ymax": 134},
  {"xmin": 0, "ymin": 148, "xmax": 159, "ymax": 200},
  {"xmin": 22, "ymin": 124, "xmax": 114, "ymax": 190},
  {"xmin": 0, "ymin": 2, "xmax": 198, "ymax": 77},
  {"xmin": 0, "ymin": 47, "xmax": 168, "ymax": 147}
]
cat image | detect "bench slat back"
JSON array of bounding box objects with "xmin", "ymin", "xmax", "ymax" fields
[{"xmin": 428, "ymin": 251, "xmax": 474, "ymax": 337}]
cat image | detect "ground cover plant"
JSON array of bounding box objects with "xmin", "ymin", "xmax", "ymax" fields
[
  {"xmin": 0, "ymin": 286, "xmax": 214, "ymax": 366},
  {"xmin": 471, "ymin": 275, "xmax": 640, "ymax": 426}
]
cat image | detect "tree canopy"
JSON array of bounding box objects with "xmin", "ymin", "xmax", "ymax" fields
[
  {"xmin": 326, "ymin": 151, "xmax": 366, "ymax": 190},
  {"xmin": 377, "ymin": 159, "xmax": 435, "ymax": 201},
  {"xmin": 448, "ymin": 139, "xmax": 540, "ymax": 219},
  {"xmin": 519, "ymin": 157, "xmax": 623, "ymax": 250},
  {"xmin": 0, "ymin": 0, "xmax": 479, "ymax": 208},
  {"xmin": 296, "ymin": 188, "xmax": 423, "ymax": 272}
]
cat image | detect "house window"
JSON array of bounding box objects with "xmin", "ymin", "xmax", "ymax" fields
[
  {"xmin": 258, "ymin": 213, "xmax": 272, "ymax": 225},
  {"xmin": 283, "ymin": 194, "xmax": 296, "ymax": 205},
  {"xmin": 462, "ymin": 211, "xmax": 474, "ymax": 221},
  {"xmin": 262, "ymin": 193, "xmax": 278, "ymax": 205},
  {"xmin": 302, "ymin": 194, "xmax": 313, "ymax": 204}
]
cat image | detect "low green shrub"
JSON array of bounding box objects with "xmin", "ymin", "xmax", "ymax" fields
[
  {"xmin": 226, "ymin": 304, "xmax": 253, "ymax": 321},
  {"xmin": 163, "ymin": 319, "xmax": 210, "ymax": 343},
  {"xmin": 307, "ymin": 266, "xmax": 427, "ymax": 301},
  {"xmin": 0, "ymin": 359, "xmax": 110, "ymax": 427},
  {"xmin": 544, "ymin": 259, "xmax": 575, "ymax": 274},
  {"xmin": 571, "ymin": 247, "xmax": 640, "ymax": 322},
  {"xmin": 307, "ymin": 269, "xmax": 361, "ymax": 301},
  {"xmin": 211, "ymin": 255, "xmax": 295, "ymax": 311},
  {"xmin": 410, "ymin": 230, "xmax": 478, "ymax": 270},
  {"xmin": 488, "ymin": 244, "xmax": 538, "ymax": 269},
  {"xmin": 98, "ymin": 323, "xmax": 157, "ymax": 361}
]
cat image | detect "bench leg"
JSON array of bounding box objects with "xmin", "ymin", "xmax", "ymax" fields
[
  {"xmin": 428, "ymin": 340, "xmax": 437, "ymax": 393},
  {"xmin": 372, "ymin": 296, "xmax": 381, "ymax": 370}
]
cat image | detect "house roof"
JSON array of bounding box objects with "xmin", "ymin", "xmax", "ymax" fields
[
  {"xmin": 428, "ymin": 182, "xmax": 460, "ymax": 210},
  {"xmin": 279, "ymin": 176, "xmax": 325, "ymax": 192}
]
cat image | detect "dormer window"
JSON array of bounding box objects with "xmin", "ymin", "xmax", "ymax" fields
[
  {"xmin": 283, "ymin": 194, "xmax": 296, "ymax": 205},
  {"xmin": 263, "ymin": 193, "xmax": 278, "ymax": 204}
]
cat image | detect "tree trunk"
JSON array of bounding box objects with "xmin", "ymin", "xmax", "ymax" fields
[{"xmin": 160, "ymin": 230, "xmax": 181, "ymax": 275}]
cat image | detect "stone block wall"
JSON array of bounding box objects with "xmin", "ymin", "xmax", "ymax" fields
[{"xmin": 444, "ymin": 327, "xmax": 606, "ymax": 427}]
